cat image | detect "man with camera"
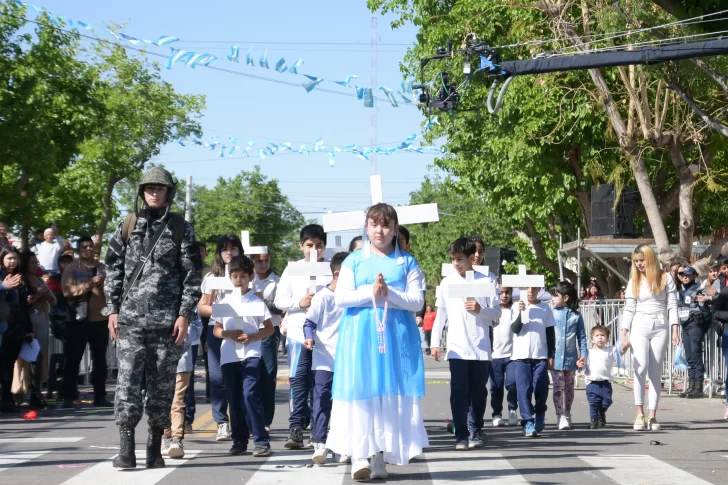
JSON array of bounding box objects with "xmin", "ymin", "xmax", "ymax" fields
[{"xmin": 61, "ymin": 236, "xmax": 110, "ymax": 408}]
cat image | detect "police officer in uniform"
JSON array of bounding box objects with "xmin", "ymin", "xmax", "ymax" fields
[
  {"xmin": 103, "ymin": 167, "xmax": 201, "ymax": 469},
  {"xmin": 677, "ymin": 266, "xmax": 710, "ymax": 399}
]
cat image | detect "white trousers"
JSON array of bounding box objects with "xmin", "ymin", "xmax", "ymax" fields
[{"xmin": 630, "ymin": 313, "xmax": 669, "ymax": 409}]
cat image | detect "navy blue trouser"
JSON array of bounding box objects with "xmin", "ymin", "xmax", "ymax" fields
[
  {"xmin": 490, "ymin": 357, "xmax": 518, "ymax": 417},
  {"xmin": 289, "ymin": 345, "xmax": 313, "ymax": 431},
  {"xmin": 206, "ymin": 325, "xmax": 228, "ymax": 424},
  {"xmin": 184, "ymin": 344, "xmax": 198, "ymax": 423},
  {"xmin": 312, "ymin": 370, "xmax": 333, "ymax": 443},
  {"xmin": 513, "ymin": 359, "xmax": 549, "ymax": 424},
  {"xmin": 259, "ymin": 327, "xmax": 280, "ymax": 426},
  {"xmin": 586, "ymin": 380, "xmax": 613, "ymax": 420},
  {"xmin": 221, "ymin": 357, "xmax": 270, "ymax": 446},
  {"xmin": 450, "ymin": 359, "xmax": 490, "ymax": 441},
  {"xmin": 683, "ymin": 324, "xmax": 706, "ymax": 380}
]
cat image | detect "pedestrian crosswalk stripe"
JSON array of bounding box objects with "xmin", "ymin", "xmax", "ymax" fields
[
  {"xmin": 579, "ymin": 454, "xmax": 713, "ymax": 485},
  {"xmin": 59, "ymin": 450, "xmax": 200, "ymax": 485},
  {"xmin": 424, "ymin": 450, "xmax": 529, "ymax": 484},
  {"xmin": 244, "ymin": 451, "xmax": 348, "ymax": 485},
  {"xmin": 0, "ymin": 438, "xmax": 84, "ymax": 443},
  {"xmin": 0, "ymin": 451, "xmax": 50, "ymax": 473}
]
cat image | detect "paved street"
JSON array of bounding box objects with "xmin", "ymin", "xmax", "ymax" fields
[{"xmin": 1, "ymin": 355, "xmax": 727, "ymax": 484}]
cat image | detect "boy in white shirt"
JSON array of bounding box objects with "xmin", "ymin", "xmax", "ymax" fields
[
  {"xmin": 274, "ymin": 224, "xmax": 332, "ymax": 449},
  {"xmin": 511, "ymin": 287, "xmax": 556, "ymax": 437},
  {"xmin": 213, "ymin": 256, "xmax": 274, "ymax": 457},
  {"xmin": 431, "ymin": 238, "xmax": 501, "ymax": 451},
  {"xmin": 303, "ymin": 252, "xmax": 348, "ymax": 465},
  {"xmin": 580, "ymin": 325, "xmax": 628, "ymax": 429},
  {"xmin": 490, "ymin": 284, "xmax": 520, "ymax": 427},
  {"xmin": 251, "ymin": 251, "xmax": 282, "ymax": 429}
]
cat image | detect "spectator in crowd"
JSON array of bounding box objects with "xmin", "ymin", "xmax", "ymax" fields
[
  {"xmin": 579, "ymin": 286, "xmax": 587, "ymax": 300},
  {"xmin": 586, "ymin": 282, "xmax": 605, "ymax": 301},
  {"xmin": 32, "ymin": 229, "xmax": 44, "ymax": 247},
  {"xmin": 46, "ymin": 253, "xmax": 74, "ymax": 401},
  {"xmin": 0, "ymin": 246, "xmax": 33, "ymax": 412},
  {"xmin": 422, "ymin": 304, "xmax": 436, "ymax": 355},
  {"xmin": 21, "ymin": 250, "xmax": 56, "ymax": 406},
  {"xmin": 32, "ymin": 227, "xmax": 65, "ymax": 274},
  {"xmin": 61, "ymin": 236, "xmax": 111, "ymax": 408},
  {"xmin": 0, "ymin": 222, "xmax": 12, "ymax": 250}
]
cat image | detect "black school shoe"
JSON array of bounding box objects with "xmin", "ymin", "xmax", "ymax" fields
[
  {"xmin": 253, "ymin": 444, "xmax": 272, "ymax": 457},
  {"xmin": 588, "ymin": 419, "xmax": 599, "ymax": 430},
  {"xmin": 598, "ymin": 411, "xmax": 607, "ymax": 428},
  {"xmin": 284, "ymin": 428, "xmax": 304, "ymax": 449},
  {"xmin": 229, "ymin": 441, "xmax": 247, "ymax": 455}
]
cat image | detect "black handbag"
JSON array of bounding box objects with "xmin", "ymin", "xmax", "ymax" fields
[{"xmin": 68, "ymin": 266, "xmax": 97, "ymax": 322}]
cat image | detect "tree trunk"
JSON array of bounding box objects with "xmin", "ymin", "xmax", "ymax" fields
[
  {"xmin": 524, "ymin": 216, "xmax": 577, "ymax": 281},
  {"xmin": 668, "ymin": 140, "xmax": 695, "ymax": 258},
  {"xmin": 95, "ymin": 173, "xmax": 121, "ymax": 248}
]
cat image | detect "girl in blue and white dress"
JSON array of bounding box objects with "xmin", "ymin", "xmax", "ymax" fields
[{"xmin": 326, "ymin": 203, "xmax": 429, "ymax": 481}]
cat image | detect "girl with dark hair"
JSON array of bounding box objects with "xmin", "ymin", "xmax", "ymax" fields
[
  {"xmin": 326, "ymin": 203, "xmax": 428, "ymax": 480},
  {"xmin": 0, "ymin": 246, "xmax": 34, "ymax": 411},
  {"xmin": 197, "ymin": 234, "xmax": 244, "ymax": 442},
  {"xmin": 550, "ymin": 281, "xmax": 587, "ymax": 430}
]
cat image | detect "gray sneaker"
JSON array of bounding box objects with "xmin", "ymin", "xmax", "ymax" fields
[
  {"xmin": 168, "ymin": 437, "xmax": 185, "ymax": 459},
  {"xmin": 161, "ymin": 436, "xmax": 171, "ymax": 456},
  {"xmin": 216, "ymin": 422, "xmax": 232, "ymax": 442}
]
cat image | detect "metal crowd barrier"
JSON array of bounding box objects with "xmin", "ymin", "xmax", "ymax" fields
[
  {"xmin": 579, "ymin": 299, "xmax": 725, "ymax": 397},
  {"xmin": 47, "ymin": 332, "xmax": 118, "ymax": 388}
]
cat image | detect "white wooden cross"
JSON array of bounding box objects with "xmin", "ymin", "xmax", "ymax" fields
[
  {"xmin": 205, "ymin": 264, "xmax": 235, "ymax": 292},
  {"xmin": 322, "ymin": 174, "xmax": 440, "ymax": 232},
  {"xmin": 240, "ymin": 230, "xmax": 268, "ymax": 255},
  {"xmin": 323, "ymin": 235, "xmax": 346, "ymax": 260},
  {"xmin": 444, "ymin": 270, "xmax": 497, "ymax": 330},
  {"xmin": 286, "ymin": 248, "xmax": 332, "ymax": 293},
  {"xmin": 501, "ymin": 264, "xmax": 545, "ymax": 322},
  {"xmin": 211, "ymin": 287, "xmax": 266, "ymax": 356}
]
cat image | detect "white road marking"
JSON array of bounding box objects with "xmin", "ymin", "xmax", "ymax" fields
[
  {"xmin": 579, "ymin": 454, "xmax": 714, "ymax": 485},
  {"xmin": 425, "ymin": 450, "xmax": 530, "ymax": 484},
  {"xmin": 0, "ymin": 451, "xmax": 50, "ymax": 473},
  {"xmin": 0, "ymin": 437, "xmax": 84, "ymax": 443},
  {"xmin": 243, "ymin": 451, "xmax": 348, "ymax": 485}
]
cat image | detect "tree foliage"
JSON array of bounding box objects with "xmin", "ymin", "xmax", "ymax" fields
[
  {"xmin": 192, "ymin": 167, "xmax": 305, "ymax": 274},
  {"xmin": 370, "ymin": 0, "xmax": 728, "ymax": 289}
]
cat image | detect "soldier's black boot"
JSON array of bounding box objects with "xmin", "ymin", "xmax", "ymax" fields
[
  {"xmin": 679, "ymin": 378, "xmax": 694, "ymax": 398},
  {"xmin": 112, "ymin": 426, "xmax": 136, "ymax": 469},
  {"xmin": 146, "ymin": 427, "xmax": 166, "ymax": 468}
]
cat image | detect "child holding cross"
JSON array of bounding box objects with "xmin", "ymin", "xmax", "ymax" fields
[
  {"xmin": 511, "ymin": 284, "xmax": 556, "ymax": 437},
  {"xmin": 431, "ymin": 237, "xmax": 501, "ymax": 451},
  {"xmin": 274, "ymin": 224, "xmax": 330, "ymax": 449},
  {"xmin": 326, "ymin": 203, "xmax": 428, "ymax": 481}
]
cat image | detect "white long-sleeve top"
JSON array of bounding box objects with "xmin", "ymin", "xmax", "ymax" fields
[
  {"xmin": 274, "ymin": 258, "xmax": 332, "ymax": 334},
  {"xmin": 431, "ymin": 272, "xmax": 501, "ymax": 361},
  {"xmin": 620, "ymin": 273, "xmax": 678, "ymax": 331},
  {"xmin": 333, "ymin": 262, "xmax": 425, "ymax": 312}
]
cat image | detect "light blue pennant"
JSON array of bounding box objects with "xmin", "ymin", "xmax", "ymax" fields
[
  {"xmin": 259, "ymin": 49, "xmax": 269, "ymax": 69},
  {"xmin": 397, "ymin": 91, "xmax": 413, "ymax": 104},
  {"xmin": 298, "ymin": 145, "xmax": 309, "ymax": 155},
  {"xmin": 258, "ymin": 148, "xmax": 267, "ymax": 160},
  {"xmin": 58, "ymin": 16, "xmax": 78, "ymax": 33},
  {"xmin": 401, "ymin": 79, "xmax": 414, "ymax": 94},
  {"xmin": 153, "ymin": 35, "xmax": 179, "ymax": 46},
  {"xmin": 378, "ymin": 86, "xmax": 399, "ymax": 107},
  {"xmin": 120, "ymin": 33, "xmax": 142, "ymax": 45},
  {"xmin": 356, "ymin": 86, "xmax": 365, "ymax": 100},
  {"xmin": 289, "ymin": 58, "xmax": 304, "ymax": 74},
  {"xmin": 335, "ymin": 75, "xmax": 358, "ymax": 87},
  {"xmin": 228, "ymin": 45, "xmax": 240, "ymax": 63},
  {"xmin": 76, "ymin": 20, "xmax": 94, "ymax": 31},
  {"xmin": 275, "ymin": 58, "xmax": 287, "ymax": 73},
  {"xmin": 246, "ymin": 47, "xmax": 254, "ymax": 66},
  {"xmin": 106, "ymin": 28, "xmax": 122, "ymax": 41},
  {"xmin": 165, "ymin": 48, "xmax": 192, "ymax": 70},
  {"xmin": 364, "ymin": 88, "xmax": 373, "ymax": 108},
  {"xmin": 327, "ymin": 152, "xmax": 336, "ymax": 166},
  {"xmin": 302, "ymin": 75, "xmax": 323, "ymax": 93},
  {"xmin": 314, "ymin": 138, "xmax": 324, "ymax": 152},
  {"xmin": 425, "ymin": 117, "xmax": 439, "ymax": 129}
]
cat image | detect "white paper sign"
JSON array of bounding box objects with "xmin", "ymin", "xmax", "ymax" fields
[{"xmin": 19, "ymin": 339, "xmax": 41, "ymax": 362}]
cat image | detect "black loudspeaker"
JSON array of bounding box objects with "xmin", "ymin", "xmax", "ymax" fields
[
  {"xmin": 591, "ymin": 184, "xmax": 637, "ymax": 237},
  {"xmin": 484, "ymin": 247, "xmax": 518, "ymax": 277}
]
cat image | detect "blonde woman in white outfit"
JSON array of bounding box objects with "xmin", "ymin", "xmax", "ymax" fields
[{"xmin": 620, "ymin": 245, "xmax": 679, "ymax": 432}]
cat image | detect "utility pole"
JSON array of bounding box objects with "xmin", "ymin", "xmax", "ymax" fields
[
  {"xmin": 370, "ymin": 13, "xmax": 378, "ymax": 176},
  {"xmin": 185, "ymin": 175, "xmax": 192, "ymax": 222}
]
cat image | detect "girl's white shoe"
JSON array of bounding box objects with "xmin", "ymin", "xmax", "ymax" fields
[
  {"xmin": 508, "ymin": 409, "xmax": 519, "ymax": 426},
  {"xmin": 370, "ymin": 452, "xmax": 388, "ymax": 480},
  {"xmin": 351, "ymin": 458, "xmax": 371, "ymax": 481}
]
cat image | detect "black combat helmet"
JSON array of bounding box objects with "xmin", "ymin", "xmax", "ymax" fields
[{"xmin": 135, "ymin": 167, "xmax": 177, "ymax": 219}]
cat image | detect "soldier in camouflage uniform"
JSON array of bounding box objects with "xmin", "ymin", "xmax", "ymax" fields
[{"xmin": 103, "ymin": 167, "xmax": 201, "ymax": 469}]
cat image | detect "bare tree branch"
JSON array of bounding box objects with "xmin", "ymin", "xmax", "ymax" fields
[
  {"xmin": 669, "ymin": 82, "xmax": 728, "ymax": 137},
  {"xmin": 691, "ymin": 58, "xmax": 728, "ymax": 99},
  {"xmin": 524, "ymin": 216, "xmax": 577, "ymax": 281}
]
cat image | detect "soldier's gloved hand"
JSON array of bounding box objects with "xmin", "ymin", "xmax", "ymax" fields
[{"xmin": 173, "ymin": 316, "xmax": 189, "ymax": 346}]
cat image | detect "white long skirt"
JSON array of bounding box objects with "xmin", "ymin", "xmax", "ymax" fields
[{"xmin": 325, "ymin": 394, "xmax": 429, "ymax": 466}]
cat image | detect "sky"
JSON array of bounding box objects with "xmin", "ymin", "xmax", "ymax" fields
[{"xmin": 32, "ymin": 0, "xmax": 443, "ymax": 246}]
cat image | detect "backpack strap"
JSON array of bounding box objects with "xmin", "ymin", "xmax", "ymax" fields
[{"xmin": 121, "ymin": 213, "xmax": 137, "ymax": 244}]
